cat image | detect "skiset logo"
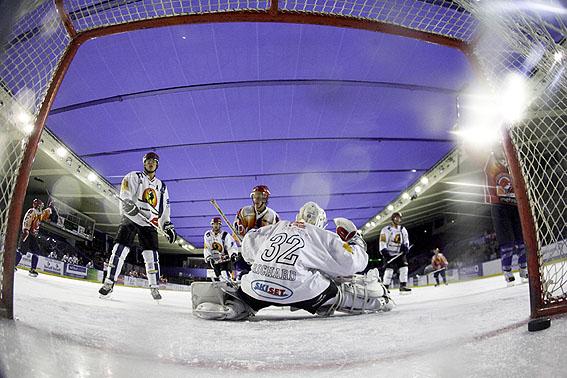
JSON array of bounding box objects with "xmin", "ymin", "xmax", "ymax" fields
[{"xmin": 251, "ymin": 280, "xmax": 292, "ymax": 300}]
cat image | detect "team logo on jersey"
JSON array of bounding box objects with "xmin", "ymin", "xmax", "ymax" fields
[
  {"xmin": 142, "ymin": 188, "xmax": 158, "ymax": 207},
  {"xmin": 121, "ymin": 178, "xmax": 129, "ymax": 191},
  {"xmin": 251, "ymin": 280, "xmax": 292, "ymax": 300},
  {"xmin": 211, "ymin": 242, "xmax": 224, "ymax": 252},
  {"xmin": 342, "ymin": 243, "xmax": 353, "ymax": 254}
]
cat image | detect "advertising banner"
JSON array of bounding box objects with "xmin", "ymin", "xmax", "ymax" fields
[
  {"xmin": 41, "ymin": 257, "xmax": 64, "ymax": 275},
  {"xmin": 458, "ymin": 264, "xmax": 483, "ymax": 280},
  {"xmin": 64, "ymin": 263, "xmax": 87, "ymax": 278}
]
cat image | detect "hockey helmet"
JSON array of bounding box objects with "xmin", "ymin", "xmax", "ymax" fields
[
  {"xmin": 296, "ymin": 201, "xmax": 327, "ymax": 229},
  {"xmin": 210, "ymin": 217, "xmax": 222, "ymax": 225},
  {"xmin": 391, "ymin": 212, "xmax": 402, "ymax": 224},
  {"xmin": 250, "ymin": 185, "xmax": 271, "ymax": 203},
  {"xmin": 143, "ymin": 152, "xmax": 160, "ymax": 165},
  {"xmin": 32, "ymin": 198, "xmax": 44, "ymax": 209}
]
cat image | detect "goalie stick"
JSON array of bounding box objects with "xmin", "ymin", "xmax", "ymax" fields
[{"xmin": 210, "ymin": 199, "xmax": 242, "ymax": 244}]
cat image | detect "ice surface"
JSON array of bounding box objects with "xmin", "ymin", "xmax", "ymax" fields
[{"xmin": 1, "ymin": 270, "xmax": 565, "ymax": 377}]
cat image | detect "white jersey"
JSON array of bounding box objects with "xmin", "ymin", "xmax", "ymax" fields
[
  {"xmin": 379, "ymin": 224, "xmax": 409, "ymax": 255},
  {"xmin": 119, "ymin": 171, "xmax": 171, "ymax": 228},
  {"xmin": 203, "ymin": 230, "xmax": 238, "ymax": 263},
  {"xmin": 240, "ymin": 220, "xmax": 368, "ymax": 304}
]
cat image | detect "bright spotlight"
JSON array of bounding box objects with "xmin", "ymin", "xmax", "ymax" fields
[
  {"xmin": 56, "ymin": 147, "xmax": 67, "ymax": 158},
  {"xmin": 23, "ymin": 123, "xmax": 34, "ymax": 134},
  {"xmin": 387, "ymin": 205, "xmax": 394, "ymax": 211},
  {"xmin": 374, "ymin": 215, "xmax": 381, "ymax": 220},
  {"xmin": 420, "ymin": 177, "xmax": 429, "ymax": 185},
  {"xmin": 500, "ymin": 73, "xmax": 528, "ymax": 123},
  {"xmin": 554, "ymin": 51, "xmax": 563, "ymax": 62},
  {"xmin": 415, "ymin": 186, "xmax": 422, "ymax": 193},
  {"xmin": 87, "ymin": 173, "xmax": 97, "ymax": 182},
  {"xmin": 402, "ymin": 192, "xmax": 411, "ymax": 200}
]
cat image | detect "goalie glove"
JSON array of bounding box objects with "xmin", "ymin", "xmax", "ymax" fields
[
  {"xmin": 334, "ymin": 217, "xmax": 358, "ymax": 242},
  {"xmin": 122, "ymin": 199, "xmax": 139, "ymax": 217},
  {"xmin": 163, "ymin": 221, "xmax": 177, "ymax": 244}
]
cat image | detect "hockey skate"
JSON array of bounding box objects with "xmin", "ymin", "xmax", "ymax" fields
[
  {"xmin": 28, "ymin": 269, "xmax": 38, "ymax": 277},
  {"xmin": 98, "ymin": 282, "xmax": 114, "ymax": 299},
  {"xmin": 399, "ymin": 283, "xmax": 412, "ymax": 295},
  {"xmin": 504, "ymin": 272, "xmax": 515, "ymax": 287},
  {"xmin": 519, "ymin": 268, "xmax": 528, "ymax": 284},
  {"xmin": 150, "ymin": 288, "xmax": 162, "ymax": 301}
]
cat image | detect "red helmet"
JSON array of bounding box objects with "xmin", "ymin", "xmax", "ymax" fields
[
  {"xmin": 32, "ymin": 198, "xmax": 44, "ymax": 209},
  {"xmin": 210, "ymin": 217, "xmax": 222, "ymax": 225},
  {"xmin": 143, "ymin": 152, "xmax": 160, "ymax": 164},
  {"xmin": 250, "ymin": 185, "xmax": 271, "ymax": 201}
]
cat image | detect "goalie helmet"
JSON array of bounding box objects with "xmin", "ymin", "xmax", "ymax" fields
[
  {"xmin": 32, "ymin": 198, "xmax": 44, "ymax": 210},
  {"xmin": 296, "ymin": 201, "xmax": 327, "ymax": 229}
]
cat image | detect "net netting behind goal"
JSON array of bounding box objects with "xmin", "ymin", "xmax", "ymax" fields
[{"xmin": 0, "ymin": 0, "xmax": 565, "ymax": 320}]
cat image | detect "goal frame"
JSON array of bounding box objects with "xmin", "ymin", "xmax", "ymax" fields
[{"xmin": 0, "ymin": 0, "xmax": 562, "ymax": 325}]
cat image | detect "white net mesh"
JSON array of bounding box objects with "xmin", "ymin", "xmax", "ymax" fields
[
  {"xmin": 464, "ymin": 2, "xmax": 567, "ymax": 310},
  {"xmin": 0, "ymin": 0, "xmax": 565, "ymax": 317}
]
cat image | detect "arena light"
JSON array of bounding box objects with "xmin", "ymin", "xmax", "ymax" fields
[
  {"xmin": 554, "ymin": 51, "xmax": 563, "ymax": 63},
  {"xmin": 87, "ymin": 172, "xmax": 97, "ymax": 182},
  {"xmin": 402, "ymin": 192, "xmax": 411, "ymax": 200},
  {"xmin": 500, "ymin": 73, "xmax": 528, "ymax": 123},
  {"xmin": 56, "ymin": 147, "xmax": 67, "ymax": 158},
  {"xmin": 415, "ymin": 186, "xmax": 422, "ymax": 193},
  {"xmin": 387, "ymin": 205, "xmax": 394, "ymax": 211},
  {"xmin": 420, "ymin": 177, "xmax": 429, "ymax": 185}
]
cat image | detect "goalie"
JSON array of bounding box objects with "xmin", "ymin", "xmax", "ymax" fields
[{"xmin": 192, "ymin": 202, "xmax": 393, "ymax": 320}]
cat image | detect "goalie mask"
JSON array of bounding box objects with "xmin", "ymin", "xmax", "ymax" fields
[
  {"xmin": 296, "ymin": 201, "xmax": 327, "ymax": 229},
  {"xmin": 250, "ymin": 185, "xmax": 271, "ymax": 207}
]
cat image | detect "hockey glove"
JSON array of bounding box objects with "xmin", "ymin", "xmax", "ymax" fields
[
  {"xmin": 163, "ymin": 221, "xmax": 177, "ymax": 244},
  {"xmin": 21, "ymin": 229, "xmax": 30, "ymax": 243},
  {"xmin": 334, "ymin": 217, "xmax": 358, "ymax": 242},
  {"xmin": 122, "ymin": 199, "xmax": 139, "ymax": 216},
  {"xmin": 230, "ymin": 253, "xmax": 238, "ymax": 263},
  {"xmin": 400, "ymin": 244, "xmax": 409, "ymax": 254}
]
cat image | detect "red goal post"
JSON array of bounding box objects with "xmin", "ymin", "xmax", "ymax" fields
[{"xmin": 1, "ymin": 0, "xmax": 565, "ymax": 325}]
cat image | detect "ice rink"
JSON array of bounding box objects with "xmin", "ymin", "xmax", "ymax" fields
[{"xmin": 1, "ymin": 270, "xmax": 565, "ymax": 378}]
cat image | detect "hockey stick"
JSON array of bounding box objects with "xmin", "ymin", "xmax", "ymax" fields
[
  {"xmin": 210, "ymin": 199, "xmax": 242, "ymax": 244},
  {"xmin": 112, "ymin": 193, "xmax": 170, "ymax": 239},
  {"xmin": 385, "ymin": 244, "xmax": 414, "ymax": 265}
]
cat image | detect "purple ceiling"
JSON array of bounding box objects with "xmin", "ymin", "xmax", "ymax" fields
[{"xmin": 46, "ymin": 22, "xmax": 473, "ymax": 247}]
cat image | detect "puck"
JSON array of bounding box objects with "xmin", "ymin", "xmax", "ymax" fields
[{"xmin": 528, "ymin": 317, "xmax": 551, "ymax": 332}]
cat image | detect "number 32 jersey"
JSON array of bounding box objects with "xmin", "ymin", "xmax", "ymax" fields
[{"xmin": 240, "ymin": 220, "xmax": 368, "ymax": 304}]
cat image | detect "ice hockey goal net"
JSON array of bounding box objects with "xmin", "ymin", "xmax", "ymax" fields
[{"xmin": 1, "ymin": 1, "xmax": 565, "ymax": 323}]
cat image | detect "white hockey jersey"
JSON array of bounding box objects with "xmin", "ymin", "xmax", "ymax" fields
[
  {"xmin": 119, "ymin": 171, "xmax": 171, "ymax": 228},
  {"xmin": 203, "ymin": 230, "xmax": 238, "ymax": 263},
  {"xmin": 240, "ymin": 220, "xmax": 368, "ymax": 304},
  {"xmin": 379, "ymin": 224, "xmax": 409, "ymax": 255}
]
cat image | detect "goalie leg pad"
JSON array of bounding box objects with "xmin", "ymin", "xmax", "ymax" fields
[
  {"xmin": 191, "ymin": 282, "xmax": 253, "ymax": 321},
  {"xmin": 105, "ymin": 244, "xmax": 130, "ymax": 284},
  {"xmin": 330, "ymin": 274, "xmax": 393, "ymax": 314},
  {"xmin": 142, "ymin": 250, "xmax": 160, "ymax": 287}
]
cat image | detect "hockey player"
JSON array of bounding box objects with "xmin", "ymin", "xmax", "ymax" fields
[
  {"xmin": 15, "ymin": 198, "xmax": 54, "ymax": 277},
  {"xmin": 379, "ymin": 212, "xmax": 412, "ymax": 293},
  {"xmin": 192, "ymin": 201, "xmax": 392, "ymax": 320},
  {"xmin": 233, "ymin": 185, "xmax": 279, "ymax": 278},
  {"xmin": 484, "ymin": 147, "xmax": 528, "ymax": 285},
  {"xmin": 204, "ymin": 217, "xmax": 238, "ymax": 281},
  {"xmin": 98, "ymin": 152, "xmax": 177, "ymax": 300},
  {"xmin": 431, "ymin": 248, "xmax": 449, "ymax": 286}
]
